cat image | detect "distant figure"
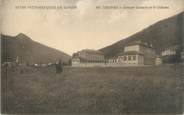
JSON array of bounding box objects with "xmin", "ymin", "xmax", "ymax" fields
[{"xmin": 55, "ymin": 60, "xmax": 63, "ymax": 74}]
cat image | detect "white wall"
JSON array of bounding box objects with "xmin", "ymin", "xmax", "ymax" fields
[
  {"xmin": 117, "ymin": 55, "xmax": 144, "ymax": 65},
  {"xmin": 161, "ymin": 50, "xmax": 176, "ymax": 56}
]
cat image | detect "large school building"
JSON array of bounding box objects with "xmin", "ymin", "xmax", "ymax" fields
[
  {"xmin": 116, "ymin": 42, "xmax": 156, "ymax": 65},
  {"xmin": 71, "ymin": 42, "xmax": 156, "ymax": 67},
  {"xmin": 71, "ymin": 49, "xmax": 105, "ymax": 66}
]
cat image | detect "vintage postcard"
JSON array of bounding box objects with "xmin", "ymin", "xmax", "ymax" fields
[{"xmin": 0, "ymin": 0, "xmax": 184, "ymax": 114}]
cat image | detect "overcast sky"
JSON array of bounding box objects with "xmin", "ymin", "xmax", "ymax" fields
[{"xmin": 1, "ymin": 0, "xmax": 184, "ymax": 55}]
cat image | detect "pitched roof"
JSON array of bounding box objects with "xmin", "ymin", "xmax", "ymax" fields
[
  {"xmin": 126, "ymin": 41, "xmax": 154, "ymax": 49},
  {"xmin": 80, "ymin": 49, "xmax": 104, "ymax": 55}
]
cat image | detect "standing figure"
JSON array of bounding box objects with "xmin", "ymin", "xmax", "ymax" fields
[{"xmin": 55, "ymin": 59, "xmax": 63, "ymax": 74}]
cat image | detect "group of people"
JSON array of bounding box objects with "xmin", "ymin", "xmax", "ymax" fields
[{"xmin": 2, "ymin": 59, "xmax": 64, "ymax": 74}]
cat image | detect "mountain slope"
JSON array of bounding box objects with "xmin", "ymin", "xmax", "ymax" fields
[
  {"xmin": 100, "ymin": 12, "xmax": 184, "ymax": 58},
  {"xmin": 1, "ymin": 33, "xmax": 71, "ymax": 64}
]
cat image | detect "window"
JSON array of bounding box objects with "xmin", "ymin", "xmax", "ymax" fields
[
  {"xmin": 124, "ymin": 56, "xmax": 127, "ymax": 61},
  {"xmin": 133, "ymin": 55, "xmax": 136, "ymax": 60},
  {"xmin": 128, "ymin": 56, "xmax": 131, "ymax": 60}
]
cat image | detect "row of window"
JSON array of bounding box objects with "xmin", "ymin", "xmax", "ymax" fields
[
  {"xmin": 119, "ymin": 55, "xmax": 137, "ymax": 61},
  {"xmin": 109, "ymin": 55, "xmax": 137, "ymax": 63},
  {"xmin": 80, "ymin": 55, "xmax": 104, "ymax": 60}
]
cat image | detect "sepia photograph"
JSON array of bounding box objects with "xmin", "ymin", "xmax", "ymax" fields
[{"xmin": 0, "ymin": 0, "xmax": 184, "ymax": 114}]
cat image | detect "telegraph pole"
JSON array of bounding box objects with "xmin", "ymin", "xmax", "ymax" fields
[{"xmin": 181, "ymin": 12, "xmax": 184, "ymax": 62}]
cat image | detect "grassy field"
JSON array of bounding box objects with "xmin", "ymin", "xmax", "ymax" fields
[{"xmin": 1, "ymin": 64, "xmax": 184, "ymax": 114}]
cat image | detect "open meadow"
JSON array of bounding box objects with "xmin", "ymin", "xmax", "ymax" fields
[{"xmin": 1, "ymin": 64, "xmax": 184, "ymax": 114}]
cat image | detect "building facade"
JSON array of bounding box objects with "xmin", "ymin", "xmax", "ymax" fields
[
  {"xmin": 72, "ymin": 49, "xmax": 105, "ymax": 66},
  {"xmin": 155, "ymin": 55, "xmax": 163, "ymax": 65},
  {"xmin": 117, "ymin": 52, "xmax": 144, "ymax": 65},
  {"xmin": 161, "ymin": 45, "xmax": 181, "ymax": 63},
  {"xmin": 117, "ymin": 42, "xmax": 156, "ymax": 65},
  {"xmin": 71, "ymin": 42, "xmax": 156, "ymax": 67},
  {"xmin": 161, "ymin": 48, "xmax": 176, "ymax": 56},
  {"xmin": 108, "ymin": 57, "xmax": 118, "ymax": 63}
]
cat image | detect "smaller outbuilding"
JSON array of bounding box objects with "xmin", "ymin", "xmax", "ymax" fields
[{"xmin": 155, "ymin": 55, "xmax": 163, "ymax": 66}]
